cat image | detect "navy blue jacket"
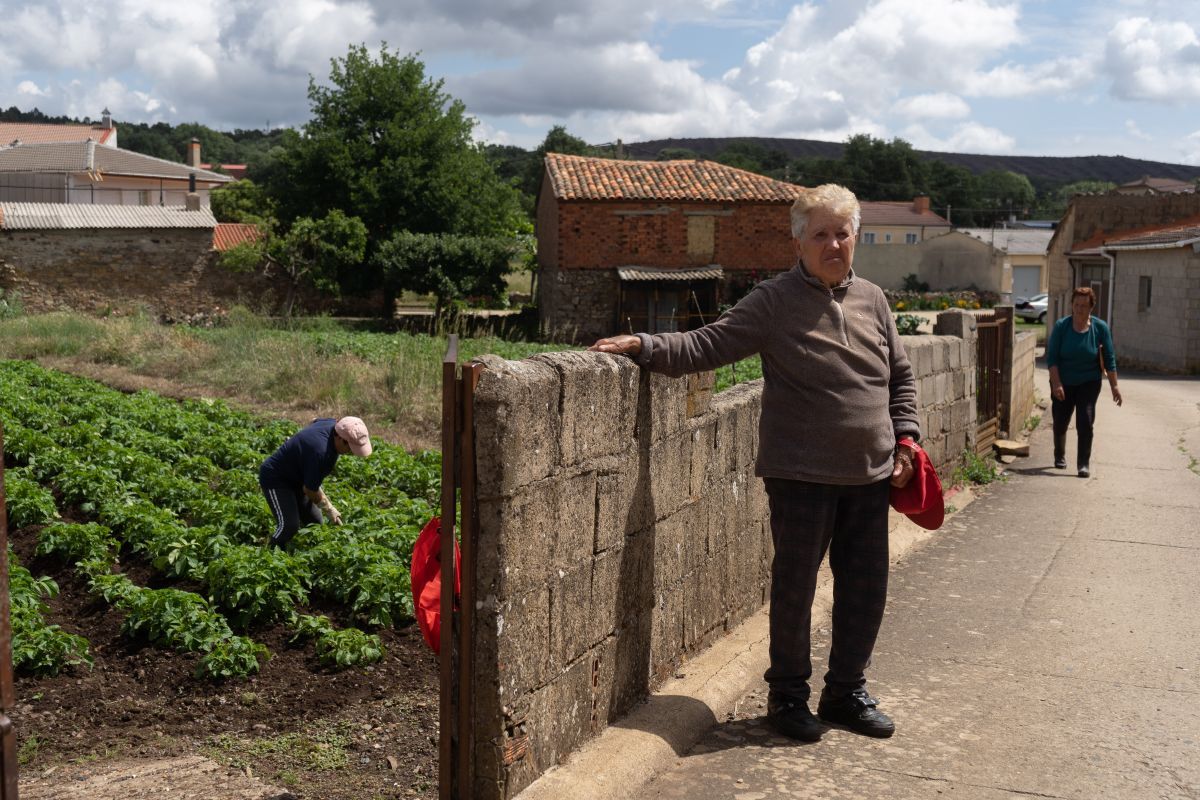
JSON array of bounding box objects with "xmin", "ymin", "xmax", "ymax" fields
[{"xmin": 259, "ymin": 418, "xmax": 340, "ymax": 492}]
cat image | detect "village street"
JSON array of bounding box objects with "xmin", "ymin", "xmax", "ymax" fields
[{"xmin": 632, "ymin": 365, "xmax": 1200, "ymax": 800}]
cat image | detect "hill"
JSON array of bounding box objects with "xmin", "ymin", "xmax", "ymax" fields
[{"xmin": 622, "ymin": 136, "xmax": 1200, "ymax": 186}]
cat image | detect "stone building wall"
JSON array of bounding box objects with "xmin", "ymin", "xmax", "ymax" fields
[
  {"xmin": 0, "ymin": 228, "xmax": 377, "ymax": 317},
  {"xmin": 1009, "ymin": 330, "xmax": 1038, "ymax": 434}
]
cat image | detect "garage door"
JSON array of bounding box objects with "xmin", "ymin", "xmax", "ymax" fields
[{"xmin": 1012, "ymin": 265, "xmax": 1041, "ymax": 301}]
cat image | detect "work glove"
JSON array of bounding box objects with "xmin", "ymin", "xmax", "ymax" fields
[{"xmin": 321, "ymin": 498, "xmax": 343, "ymax": 526}]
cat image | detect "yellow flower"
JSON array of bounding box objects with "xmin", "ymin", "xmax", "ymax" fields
[
  {"xmin": 895, "ymin": 301, "xmax": 906, "ymax": 310},
  {"xmin": 972, "ymin": 301, "xmax": 981, "ymax": 309},
  {"xmin": 940, "ymin": 301, "xmax": 949, "ymax": 309},
  {"xmin": 956, "ymin": 298, "xmax": 967, "ymax": 308}
]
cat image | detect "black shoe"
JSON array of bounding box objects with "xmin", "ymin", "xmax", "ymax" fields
[
  {"xmin": 817, "ymin": 689, "xmax": 895, "ymax": 738},
  {"xmin": 767, "ymin": 693, "xmax": 825, "ymax": 742},
  {"xmin": 1078, "ymin": 465, "xmax": 1089, "ymax": 478},
  {"xmin": 1054, "ymin": 455, "xmax": 1067, "ymax": 469}
]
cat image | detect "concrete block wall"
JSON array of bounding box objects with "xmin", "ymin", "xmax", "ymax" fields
[
  {"xmin": 469, "ymin": 352, "xmax": 770, "ymax": 800},
  {"xmin": 901, "ymin": 334, "xmax": 977, "ymax": 479},
  {"xmin": 1008, "ymin": 331, "xmax": 1038, "ymax": 433}
]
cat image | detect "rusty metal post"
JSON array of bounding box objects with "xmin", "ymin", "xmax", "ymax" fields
[
  {"xmin": 456, "ymin": 363, "xmax": 482, "ymax": 797},
  {"xmin": 0, "ymin": 423, "xmax": 21, "ymax": 799},
  {"xmin": 438, "ymin": 338, "xmax": 460, "ymax": 800}
]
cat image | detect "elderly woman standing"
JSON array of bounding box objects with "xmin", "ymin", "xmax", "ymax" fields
[
  {"xmin": 1047, "ymin": 287, "xmax": 1122, "ymax": 477},
  {"xmin": 590, "ymin": 185, "xmax": 920, "ymax": 742}
]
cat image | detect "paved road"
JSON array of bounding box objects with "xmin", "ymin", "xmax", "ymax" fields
[{"xmin": 636, "ymin": 369, "xmax": 1200, "ymax": 800}]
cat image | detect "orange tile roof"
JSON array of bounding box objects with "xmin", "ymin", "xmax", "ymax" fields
[
  {"xmin": 212, "ymin": 222, "xmax": 263, "ymax": 251},
  {"xmin": 0, "ymin": 121, "xmax": 115, "ymax": 146},
  {"xmin": 543, "ymin": 153, "xmax": 802, "ymax": 203},
  {"xmin": 860, "ymin": 201, "xmax": 950, "ymax": 227},
  {"xmin": 201, "ymin": 164, "xmax": 248, "ymax": 180},
  {"xmin": 1069, "ymin": 213, "xmax": 1200, "ymax": 254}
]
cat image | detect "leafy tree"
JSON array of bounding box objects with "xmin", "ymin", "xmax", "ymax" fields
[
  {"xmin": 840, "ymin": 135, "xmax": 925, "ymax": 200},
  {"xmin": 273, "ymin": 45, "xmax": 521, "ymax": 242},
  {"xmin": 267, "ymin": 45, "xmax": 522, "ymax": 313},
  {"xmin": 519, "ymin": 125, "xmax": 595, "ymax": 198},
  {"xmin": 974, "ymin": 170, "xmax": 1037, "ymax": 224},
  {"xmin": 209, "ymin": 179, "xmax": 277, "ymax": 225},
  {"xmin": 925, "ymin": 161, "xmax": 979, "ymax": 225},
  {"xmin": 220, "ymin": 210, "xmax": 367, "ymax": 317},
  {"xmin": 373, "ymin": 231, "xmax": 516, "ymax": 317}
]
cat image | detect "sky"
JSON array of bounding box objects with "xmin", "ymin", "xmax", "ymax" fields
[{"xmin": 2, "ymin": 0, "xmax": 1199, "ymax": 164}]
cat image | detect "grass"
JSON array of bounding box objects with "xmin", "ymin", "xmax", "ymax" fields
[
  {"xmin": 0, "ymin": 309, "xmax": 571, "ymax": 441},
  {"xmin": 953, "ymin": 449, "xmax": 1007, "ymax": 486},
  {"xmin": 206, "ymin": 724, "xmax": 354, "ymax": 771}
]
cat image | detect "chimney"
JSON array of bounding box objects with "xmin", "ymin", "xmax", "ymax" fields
[
  {"xmin": 185, "ymin": 193, "xmax": 202, "ymax": 211},
  {"xmin": 912, "ymin": 195, "xmax": 930, "ymax": 214},
  {"xmin": 102, "ymin": 108, "xmax": 112, "ymax": 129},
  {"xmin": 187, "ymin": 138, "xmax": 201, "ymax": 168}
]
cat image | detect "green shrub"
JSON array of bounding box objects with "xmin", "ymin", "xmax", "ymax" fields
[
  {"xmin": 954, "ymin": 449, "xmax": 1006, "ymax": 485},
  {"xmin": 894, "ymin": 314, "xmax": 922, "ymax": 336}
]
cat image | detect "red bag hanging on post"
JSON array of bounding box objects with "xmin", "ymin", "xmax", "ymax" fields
[{"xmin": 410, "ymin": 517, "xmax": 461, "ymax": 654}]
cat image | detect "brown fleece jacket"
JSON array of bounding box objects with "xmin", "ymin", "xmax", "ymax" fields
[{"xmin": 636, "ymin": 265, "xmax": 920, "ymax": 485}]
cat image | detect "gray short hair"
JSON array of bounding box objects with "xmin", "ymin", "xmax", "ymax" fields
[{"xmin": 790, "ymin": 184, "xmax": 861, "ymax": 239}]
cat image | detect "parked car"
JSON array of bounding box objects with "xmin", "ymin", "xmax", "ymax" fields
[{"xmin": 1014, "ymin": 292, "xmax": 1048, "ymax": 323}]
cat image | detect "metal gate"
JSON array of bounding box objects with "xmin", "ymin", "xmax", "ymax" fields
[
  {"xmin": 975, "ymin": 312, "xmax": 1008, "ymax": 454},
  {"xmin": 0, "ymin": 425, "xmax": 21, "ymax": 799}
]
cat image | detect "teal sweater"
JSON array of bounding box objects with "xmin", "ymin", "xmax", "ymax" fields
[{"xmin": 1047, "ymin": 315, "xmax": 1116, "ymax": 386}]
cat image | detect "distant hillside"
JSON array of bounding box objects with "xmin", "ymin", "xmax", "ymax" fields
[{"xmin": 623, "ymin": 137, "xmax": 1200, "ymax": 187}]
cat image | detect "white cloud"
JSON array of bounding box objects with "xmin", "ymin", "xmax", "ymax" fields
[
  {"xmin": 1125, "ymin": 119, "xmax": 1152, "ymax": 141},
  {"xmin": 17, "ymin": 81, "xmax": 49, "ymax": 98},
  {"xmin": 892, "ymin": 93, "xmax": 970, "ymax": 121},
  {"xmin": 1104, "ymin": 17, "xmax": 1200, "ymax": 101},
  {"xmin": 1180, "ymin": 130, "xmax": 1200, "ymax": 165},
  {"xmin": 901, "ymin": 121, "xmax": 1016, "ymax": 154}
]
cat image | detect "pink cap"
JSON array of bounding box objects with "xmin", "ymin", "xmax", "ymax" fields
[{"xmin": 335, "ymin": 416, "xmax": 373, "ymax": 457}]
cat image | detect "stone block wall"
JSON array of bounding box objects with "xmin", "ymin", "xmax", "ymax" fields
[
  {"xmin": 537, "ymin": 266, "xmax": 619, "ymax": 344},
  {"xmin": 469, "ymin": 352, "xmax": 770, "ymax": 800}
]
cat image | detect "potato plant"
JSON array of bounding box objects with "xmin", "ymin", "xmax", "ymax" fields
[{"xmin": 1, "ymin": 359, "xmax": 438, "ymax": 679}]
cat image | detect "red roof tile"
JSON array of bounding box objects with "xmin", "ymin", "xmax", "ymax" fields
[
  {"xmin": 0, "ymin": 122, "xmax": 115, "ymax": 146},
  {"xmin": 212, "ymin": 222, "xmax": 263, "ymax": 251},
  {"xmin": 544, "ymin": 153, "xmax": 801, "ymax": 203},
  {"xmin": 860, "ymin": 200, "xmax": 950, "ymax": 227},
  {"xmin": 201, "ymin": 164, "xmax": 248, "ymax": 180},
  {"xmin": 1103, "ymin": 218, "xmax": 1200, "ymax": 248},
  {"xmin": 1117, "ymin": 176, "xmax": 1196, "ymax": 194},
  {"xmin": 1069, "ymin": 213, "xmax": 1200, "ymax": 254}
]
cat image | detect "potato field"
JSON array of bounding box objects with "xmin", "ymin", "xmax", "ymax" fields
[{"xmin": 2, "ymin": 359, "xmax": 445, "ymax": 798}]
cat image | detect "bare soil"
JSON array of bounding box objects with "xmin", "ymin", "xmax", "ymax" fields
[{"xmin": 6, "ymin": 364, "xmax": 443, "ymax": 799}]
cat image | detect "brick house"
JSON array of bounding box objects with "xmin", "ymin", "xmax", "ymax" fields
[{"xmin": 536, "ymin": 153, "xmax": 801, "ymax": 342}]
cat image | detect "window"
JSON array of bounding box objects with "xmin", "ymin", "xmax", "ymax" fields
[
  {"xmin": 905, "ymin": 233, "xmax": 918, "ymax": 244},
  {"xmin": 861, "ymin": 232, "xmax": 876, "ymax": 244},
  {"xmin": 1138, "ymin": 276, "xmax": 1152, "ymax": 311},
  {"xmin": 884, "ymin": 233, "xmax": 893, "ymax": 243}
]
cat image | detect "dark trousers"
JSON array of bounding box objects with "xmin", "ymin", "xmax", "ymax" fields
[
  {"xmin": 1051, "ymin": 380, "xmax": 1102, "ymax": 460},
  {"xmin": 763, "ymin": 477, "xmax": 891, "ymax": 701},
  {"xmin": 261, "ymin": 483, "xmax": 323, "ymax": 548}
]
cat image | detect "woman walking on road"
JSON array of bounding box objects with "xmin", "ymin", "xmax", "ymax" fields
[{"xmin": 1047, "ymin": 287, "xmax": 1122, "ymax": 477}]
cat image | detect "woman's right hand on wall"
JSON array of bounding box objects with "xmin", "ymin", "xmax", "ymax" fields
[{"xmin": 589, "ymin": 335, "xmax": 642, "ymax": 356}]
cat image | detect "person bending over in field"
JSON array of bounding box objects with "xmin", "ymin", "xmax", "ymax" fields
[{"xmin": 260, "ymin": 416, "xmax": 372, "ymax": 549}]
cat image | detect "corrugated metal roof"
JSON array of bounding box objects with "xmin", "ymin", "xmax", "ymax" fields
[
  {"xmin": 0, "ymin": 122, "xmax": 116, "ymax": 146},
  {"xmin": 616, "ymin": 266, "xmax": 724, "ymax": 281},
  {"xmin": 957, "ymin": 228, "xmax": 1053, "ymax": 255},
  {"xmin": 0, "ymin": 141, "xmax": 231, "ymax": 183},
  {"xmin": 545, "ymin": 153, "xmax": 801, "ymax": 203},
  {"xmin": 0, "ymin": 202, "xmax": 217, "ymax": 230}
]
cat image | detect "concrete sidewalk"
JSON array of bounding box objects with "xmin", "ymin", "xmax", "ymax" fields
[{"xmin": 519, "ymin": 366, "xmax": 1200, "ymax": 800}]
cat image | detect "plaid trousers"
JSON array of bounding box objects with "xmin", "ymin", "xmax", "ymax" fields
[{"xmin": 763, "ymin": 477, "xmax": 891, "ymax": 700}]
